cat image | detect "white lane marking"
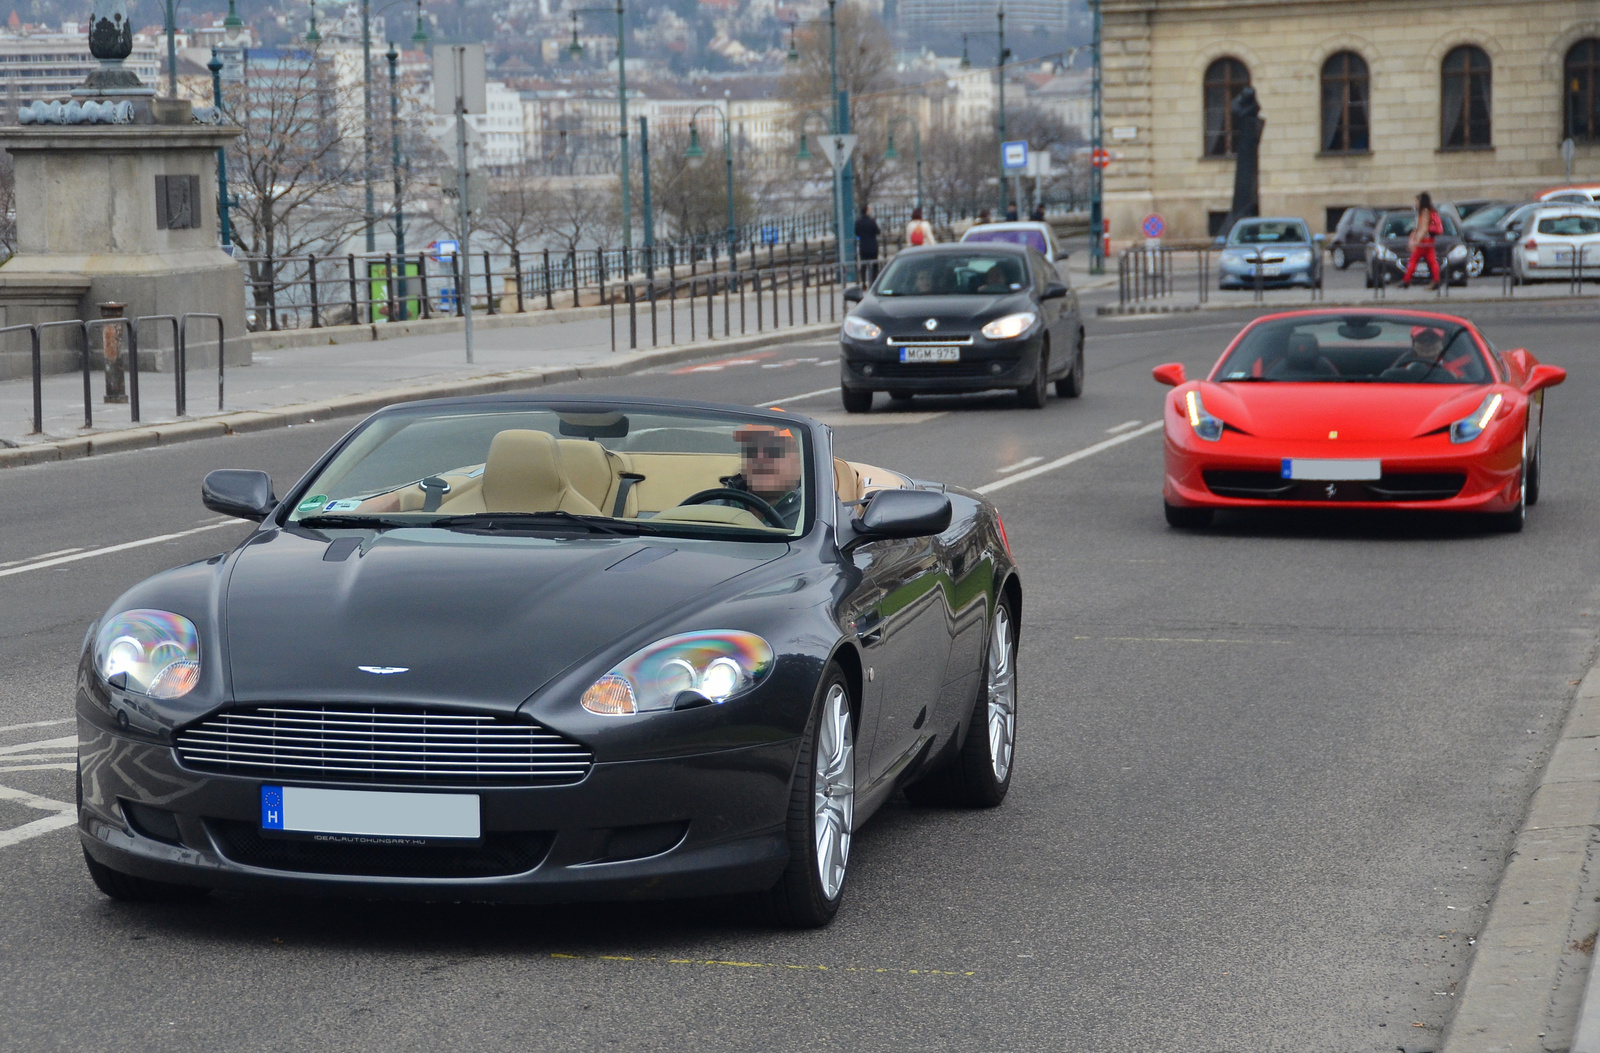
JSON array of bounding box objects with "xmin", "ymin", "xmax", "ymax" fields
[
  {"xmin": 0, "ymin": 784, "xmax": 74, "ymax": 812},
  {"xmin": 0, "ymin": 547, "xmax": 83, "ymax": 570},
  {"xmin": 976, "ymin": 421, "xmax": 1163, "ymax": 495},
  {"xmin": 816, "ymin": 361, "xmax": 835, "ymax": 367},
  {"xmin": 997, "ymin": 456, "xmax": 1043, "ymax": 473},
  {"xmin": 0, "ymin": 813, "xmax": 77, "ymax": 849},
  {"xmin": 0, "ymin": 764, "xmax": 75, "ymax": 774},
  {"xmin": 0, "ymin": 719, "xmax": 72, "ymax": 735},
  {"xmin": 0, "ymin": 736, "xmax": 75, "ymax": 756},
  {"xmin": 0, "ymin": 521, "xmax": 236, "ymax": 579},
  {"xmin": 1105, "ymin": 419, "xmax": 1143, "ymax": 434},
  {"xmin": 809, "ymin": 411, "xmax": 948, "ymax": 427},
  {"xmin": 762, "ymin": 386, "xmax": 837, "ymax": 407}
]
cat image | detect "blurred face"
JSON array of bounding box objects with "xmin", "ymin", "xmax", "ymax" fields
[
  {"xmin": 1412, "ymin": 327, "xmax": 1446, "ymax": 361},
  {"xmin": 735, "ymin": 426, "xmax": 801, "ymax": 498}
]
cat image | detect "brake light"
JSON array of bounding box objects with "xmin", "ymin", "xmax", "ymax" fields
[
  {"xmin": 995, "ymin": 513, "xmax": 1012, "ymax": 557},
  {"xmin": 1525, "ymin": 238, "xmax": 1539, "ymax": 250}
]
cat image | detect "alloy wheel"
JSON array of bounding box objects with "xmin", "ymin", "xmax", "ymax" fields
[
  {"xmin": 1467, "ymin": 247, "xmax": 1485, "ymax": 278},
  {"xmin": 812, "ymin": 682, "xmax": 854, "ymax": 901},
  {"xmin": 986, "ymin": 606, "xmax": 1017, "ymax": 783}
]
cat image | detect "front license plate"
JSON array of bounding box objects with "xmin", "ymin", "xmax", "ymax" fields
[
  {"xmin": 260, "ymin": 785, "xmax": 480, "ymax": 841},
  {"xmin": 1281, "ymin": 458, "xmax": 1382, "ymax": 481},
  {"xmin": 1260, "ymin": 265, "xmax": 1282, "ymax": 277},
  {"xmin": 899, "ymin": 346, "xmax": 961, "ymax": 363}
]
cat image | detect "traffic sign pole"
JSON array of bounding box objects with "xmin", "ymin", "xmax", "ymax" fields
[{"xmin": 1088, "ymin": 0, "xmax": 1104, "ymax": 275}]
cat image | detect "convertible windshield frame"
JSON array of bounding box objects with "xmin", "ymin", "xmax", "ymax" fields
[
  {"xmin": 1209, "ymin": 313, "xmax": 1497, "ymax": 385},
  {"xmin": 276, "ymin": 400, "xmax": 818, "ymax": 542}
]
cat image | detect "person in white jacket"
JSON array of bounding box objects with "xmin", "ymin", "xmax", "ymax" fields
[{"xmin": 904, "ymin": 208, "xmax": 936, "ymax": 247}]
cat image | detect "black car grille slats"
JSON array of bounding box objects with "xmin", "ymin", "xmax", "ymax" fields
[
  {"xmin": 207, "ymin": 820, "xmax": 554, "ymax": 878},
  {"xmin": 1202, "ymin": 470, "xmax": 1466, "ymax": 502},
  {"xmin": 175, "ymin": 705, "xmax": 592, "ymax": 785},
  {"xmin": 872, "ymin": 361, "xmax": 998, "ymax": 378}
]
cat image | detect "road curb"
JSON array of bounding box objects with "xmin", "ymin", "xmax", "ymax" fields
[
  {"xmin": 0, "ymin": 323, "xmax": 837, "ymax": 471},
  {"xmin": 1441, "ymin": 651, "xmax": 1600, "ymax": 1053}
]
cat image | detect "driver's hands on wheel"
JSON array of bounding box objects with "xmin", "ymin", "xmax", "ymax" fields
[{"xmin": 720, "ymin": 424, "xmax": 804, "ymax": 530}]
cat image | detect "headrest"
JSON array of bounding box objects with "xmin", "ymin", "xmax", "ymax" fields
[
  {"xmin": 1286, "ymin": 332, "xmax": 1319, "ymax": 360},
  {"xmin": 555, "ymin": 439, "xmax": 613, "ymax": 510},
  {"xmin": 482, "ymin": 430, "xmax": 570, "ymax": 513}
]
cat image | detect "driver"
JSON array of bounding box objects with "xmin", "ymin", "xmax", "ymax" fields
[
  {"xmin": 725, "ymin": 424, "xmax": 804, "ymax": 529},
  {"xmin": 1382, "ymin": 325, "xmax": 1468, "ymax": 381}
]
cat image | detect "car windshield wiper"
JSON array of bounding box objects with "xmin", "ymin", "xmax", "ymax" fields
[
  {"xmin": 297, "ymin": 514, "xmax": 416, "ymax": 531},
  {"xmin": 429, "ymin": 511, "xmax": 640, "ymax": 536}
]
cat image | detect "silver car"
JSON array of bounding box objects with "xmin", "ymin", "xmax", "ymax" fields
[{"xmin": 1215, "ymin": 218, "xmax": 1323, "ymax": 289}]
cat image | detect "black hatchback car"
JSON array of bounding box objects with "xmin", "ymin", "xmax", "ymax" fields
[
  {"xmin": 839, "ymin": 244, "xmax": 1084, "ymax": 412},
  {"xmin": 1364, "ymin": 210, "xmax": 1470, "ymax": 287},
  {"xmin": 1328, "ymin": 205, "xmax": 1404, "ymax": 270}
]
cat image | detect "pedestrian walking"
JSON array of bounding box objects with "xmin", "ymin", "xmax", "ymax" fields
[
  {"xmin": 905, "ymin": 207, "xmax": 936, "ymax": 248},
  {"xmin": 1402, "ymin": 191, "xmax": 1444, "ymax": 290},
  {"xmin": 854, "ymin": 203, "xmax": 881, "ymax": 284},
  {"xmin": 1030, "ymin": 202, "xmax": 1046, "ymax": 222},
  {"xmin": 1005, "ymin": 203, "xmax": 1019, "ymax": 222},
  {"xmin": 976, "ymin": 208, "xmax": 993, "ymax": 226}
]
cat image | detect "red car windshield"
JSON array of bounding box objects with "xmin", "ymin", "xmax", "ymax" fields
[{"xmin": 1213, "ymin": 315, "xmax": 1492, "ymax": 384}]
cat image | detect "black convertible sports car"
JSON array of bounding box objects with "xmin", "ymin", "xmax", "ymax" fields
[
  {"xmin": 838, "ymin": 242, "xmax": 1085, "ymax": 412},
  {"xmin": 76, "ymin": 396, "xmax": 1022, "ymax": 927}
]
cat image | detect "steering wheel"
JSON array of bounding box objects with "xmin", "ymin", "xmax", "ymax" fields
[{"xmin": 677, "ymin": 487, "xmax": 788, "ymax": 529}]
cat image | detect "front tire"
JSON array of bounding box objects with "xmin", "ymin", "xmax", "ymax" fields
[
  {"xmin": 1467, "ymin": 247, "xmax": 1485, "ymax": 278},
  {"xmin": 1488, "ymin": 435, "xmax": 1528, "ymax": 533},
  {"xmin": 1332, "ymin": 245, "xmax": 1348, "ymax": 270},
  {"xmin": 1526, "ymin": 428, "xmax": 1542, "ymax": 506},
  {"xmin": 1164, "ymin": 501, "xmax": 1214, "ymax": 529},
  {"xmin": 764, "ymin": 667, "xmax": 855, "ymax": 928},
  {"xmin": 840, "ymin": 387, "xmax": 873, "ymax": 414},
  {"xmin": 1018, "ymin": 346, "xmax": 1049, "ymax": 409},
  {"xmin": 1056, "ymin": 331, "xmax": 1085, "ymax": 398}
]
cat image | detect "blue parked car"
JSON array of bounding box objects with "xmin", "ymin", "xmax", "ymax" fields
[{"xmin": 1215, "ymin": 217, "xmax": 1324, "ymax": 289}]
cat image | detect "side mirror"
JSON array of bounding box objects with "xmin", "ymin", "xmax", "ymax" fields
[
  {"xmin": 1042, "ymin": 281, "xmax": 1068, "ymax": 300},
  {"xmin": 849, "ymin": 489, "xmax": 952, "ymax": 544},
  {"xmin": 203, "ymin": 469, "xmax": 276, "ymax": 521},
  {"xmin": 843, "ymin": 286, "xmax": 864, "ymax": 304},
  {"xmin": 1211, "ymin": 236, "xmax": 1227, "ymax": 248},
  {"xmin": 1522, "ymin": 363, "xmax": 1567, "ymax": 394},
  {"xmin": 1313, "ymin": 233, "xmax": 1326, "ymax": 244},
  {"xmin": 1151, "ymin": 362, "xmax": 1187, "ymax": 386}
]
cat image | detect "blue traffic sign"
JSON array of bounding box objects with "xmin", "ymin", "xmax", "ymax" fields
[{"xmin": 1001, "ymin": 140, "xmax": 1029, "ymax": 170}]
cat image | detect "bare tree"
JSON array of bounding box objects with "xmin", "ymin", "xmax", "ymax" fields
[
  {"xmin": 537, "ymin": 177, "xmax": 618, "ymax": 253},
  {"xmin": 478, "ymin": 172, "xmax": 547, "ymax": 255},
  {"xmin": 641, "ymin": 125, "xmax": 756, "ymax": 246}
]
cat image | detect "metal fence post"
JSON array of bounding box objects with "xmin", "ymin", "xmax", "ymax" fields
[
  {"xmin": 512, "ymin": 250, "xmax": 524, "ymax": 313},
  {"xmin": 27, "ymin": 326, "xmax": 41, "ymax": 433},
  {"xmin": 484, "ymin": 251, "xmax": 496, "ymax": 315},
  {"xmin": 450, "ymin": 254, "xmax": 463, "ymax": 317},
  {"xmin": 418, "ymin": 253, "xmax": 432, "ymax": 319},
  {"xmin": 543, "ymin": 249, "xmax": 554, "ymax": 310},
  {"xmin": 570, "ymin": 249, "xmax": 580, "ymax": 308}
]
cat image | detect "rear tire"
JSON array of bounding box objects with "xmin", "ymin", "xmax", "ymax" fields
[
  {"xmin": 1018, "ymin": 347, "xmax": 1049, "ymax": 409},
  {"xmin": 841, "ymin": 387, "xmax": 873, "ymax": 414},
  {"xmin": 1526, "ymin": 430, "xmax": 1542, "ymax": 506},
  {"xmin": 1055, "ymin": 331, "xmax": 1085, "ymax": 398},
  {"xmin": 1332, "ymin": 246, "xmax": 1348, "ymax": 270},
  {"xmin": 763, "ymin": 666, "xmax": 855, "ymax": 928},
  {"xmin": 82, "ymin": 848, "xmax": 208, "ymax": 903},
  {"xmin": 1164, "ymin": 501, "xmax": 1214, "ymax": 529}
]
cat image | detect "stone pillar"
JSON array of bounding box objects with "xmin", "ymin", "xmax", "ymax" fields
[{"xmin": 99, "ymin": 300, "xmax": 127, "ymax": 403}]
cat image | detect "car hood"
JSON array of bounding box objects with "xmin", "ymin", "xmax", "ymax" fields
[
  {"xmin": 1199, "ymin": 381, "xmax": 1491, "ymax": 441},
  {"xmin": 222, "ymin": 528, "xmax": 783, "ymax": 709},
  {"xmin": 861, "ymin": 293, "xmax": 1029, "ymax": 327}
]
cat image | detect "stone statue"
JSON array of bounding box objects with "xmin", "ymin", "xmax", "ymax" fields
[
  {"xmin": 1222, "ymin": 86, "xmax": 1263, "ymax": 237},
  {"xmin": 82, "ymin": 0, "xmax": 148, "ymax": 94}
]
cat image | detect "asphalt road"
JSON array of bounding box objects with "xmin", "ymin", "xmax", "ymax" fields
[{"xmin": 2, "ymin": 303, "xmax": 1598, "ymax": 1052}]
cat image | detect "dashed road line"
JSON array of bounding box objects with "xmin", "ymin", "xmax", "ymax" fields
[
  {"xmin": 0, "ymin": 520, "xmax": 237, "ymax": 579},
  {"xmin": 1105, "ymin": 419, "xmax": 1144, "ymax": 434},
  {"xmin": 997, "ymin": 456, "xmax": 1043, "ymax": 473},
  {"xmin": 0, "ymin": 719, "xmax": 72, "ymax": 735},
  {"xmin": 548, "ymin": 951, "xmax": 974, "ymax": 977},
  {"xmin": 762, "ymin": 386, "xmax": 837, "ymax": 407},
  {"xmin": 976, "ymin": 421, "xmax": 1163, "ymax": 495},
  {"xmin": 0, "ymin": 547, "xmax": 83, "ymax": 570}
]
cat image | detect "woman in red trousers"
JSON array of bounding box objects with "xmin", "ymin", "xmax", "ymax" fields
[{"xmin": 1402, "ymin": 192, "xmax": 1442, "ymax": 289}]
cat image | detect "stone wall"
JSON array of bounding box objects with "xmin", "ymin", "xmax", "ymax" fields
[{"xmin": 1103, "ymin": 0, "xmax": 1600, "ymax": 243}]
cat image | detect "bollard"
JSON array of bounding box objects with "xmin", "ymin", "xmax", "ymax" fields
[{"xmin": 99, "ymin": 302, "xmax": 129, "ymax": 404}]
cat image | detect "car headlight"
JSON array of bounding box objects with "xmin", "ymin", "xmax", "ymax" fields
[
  {"xmin": 1286, "ymin": 249, "xmax": 1312, "ymax": 263},
  {"xmin": 93, "ymin": 609, "xmax": 200, "ymax": 698},
  {"xmin": 1183, "ymin": 390, "xmax": 1225, "ymax": 442},
  {"xmin": 1449, "ymin": 393, "xmax": 1503, "ymax": 444},
  {"xmin": 1374, "ymin": 245, "xmax": 1397, "ymax": 261},
  {"xmin": 1447, "ymin": 244, "xmax": 1468, "ymax": 263},
  {"xmin": 581, "ymin": 630, "xmax": 775, "ymax": 715},
  {"xmin": 841, "ymin": 315, "xmax": 882, "ymax": 341},
  {"xmin": 981, "ymin": 312, "xmax": 1038, "ymax": 340}
]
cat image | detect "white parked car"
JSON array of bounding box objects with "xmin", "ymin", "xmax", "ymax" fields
[
  {"xmin": 1511, "ymin": 205, "xmax": 1600, "ymax": 283},
  {"xmin": 1537, "ymin": 184, "xmax": 1600, "ymax": 205},
  {"xmin": 960, "ymin": 221, "xmax": 1066, "ymax": 262}
]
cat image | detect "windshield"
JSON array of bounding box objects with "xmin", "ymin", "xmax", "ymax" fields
[
  {"xmin": 1229, "ymin": 220, "xmax": 1309, "ymax": 245},
  {"xmin": 287, "ymin": 404, "xmax": 812, "ymax": 539},
  {"xmin": 876, "ymin": 252, "xmax": 1028, "ymax": 296},
  {"xmin": 963, "ymin": 228, "xmax": 1050, "ymax": 255},
  {"xmin": 1536, "ymin": 213, "xmax": 1600, "ymax": 235},
  {"xmin": 1463, "ymin": 203, "xmax": 1517, "ymax": 228},
  {"xmin": 1379, "ymin": 213, "xmax": 1459, "ymax": 238},
  {"xmin": 1213, "ymin": 315, "xmax": 1493, "ymax": 384}
]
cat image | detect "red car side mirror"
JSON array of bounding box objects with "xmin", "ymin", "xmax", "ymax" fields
[
  {"xmin": 1522, "ymin": 363, "xmax": 1567, "ymax": 394},
  {"xmin": 1152, "ymin": 363, "xmax": 1186, "ymax": 386}
]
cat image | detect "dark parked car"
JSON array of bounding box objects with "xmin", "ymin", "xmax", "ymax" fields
[
  {"xmin": 76, "ymin": 395, "xmax": 1023, "ymax": 928},
  {"xmin": 1329, "ymin": 205, "xmax": 1404, "ymax": 270},
  {"xmin": 1446, "ymin": 198, "xmax": 1504, "ymax": 221},
  {"xmin": 1459, "ymin": 201, "xmax": 1539, "ymax": 277},
  {"xmin": 1364, "ymin": 210, "xmax": 1470, "ymax": 287},
  {"xmin": 839, "ymin": 243, "xmax": 1084, "ymax": 412}
]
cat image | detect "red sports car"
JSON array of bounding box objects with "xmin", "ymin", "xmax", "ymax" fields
[{"xmin": 1154, "ymin": 309, "xmax": 1566, "ymax": 531}]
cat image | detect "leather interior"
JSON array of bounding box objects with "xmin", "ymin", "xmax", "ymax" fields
[
  {"xmin": 558, "ymin": 439, "xmax": 632, "ymax": 516},
  {"xmin": 440, "ymin": 429, "xmax": 601, "ymax": 515}
]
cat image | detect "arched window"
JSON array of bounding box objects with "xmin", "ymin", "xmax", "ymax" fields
[
  {"xmin": 1442, "ymin": 46, "xmax": 1492, "ymax": 148},
  {"xmin": 1320, "ymin": 51, "xmax": 1370, "ymax": 153},
  {"xmin": 1203, "ymin": 57, "xmax": 1250, "ymax": 157},
  {"xmin": 1567, "ymin": 39, "xmax": 1600, "ymax": 142}
]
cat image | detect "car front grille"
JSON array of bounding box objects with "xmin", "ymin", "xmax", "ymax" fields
[
  {"xmin": 175, "ymin": 704, "xmax": 593, "ymax": 785},
  {"xmin": 1202, "ymin": 470, "xmax": 1466, "ymax": 502},
  {"xmin": 207, "ymin": 820, "xmax": 554, "ymax": 878},
  {"xmin": 872, "ymin": 360, "xmax": 1000, "ymax": 378}
]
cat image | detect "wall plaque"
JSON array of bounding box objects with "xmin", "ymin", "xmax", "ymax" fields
[{"xmin": 155, "ymin": 174, "xmax": 200, "ymax": 230}]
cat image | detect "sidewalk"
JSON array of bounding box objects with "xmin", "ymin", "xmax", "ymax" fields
[{"xmin": 0, "ymin": 294, "xmax": 840, "ymax": 465}]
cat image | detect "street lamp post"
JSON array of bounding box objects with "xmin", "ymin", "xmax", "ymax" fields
[
  {"xmin": 639, "ymin": 116, "xmax": 653, "ymax": 270},
  {"xmin": 785, "ymin": 1, "xmax": 844, "ymax": 262},
  {"xmin": 1089, "ymin": 0, "xmax": 1104, "ymax": 274},
  {"xmin": 361, "ymin": 0, "xmax": 375, "ymax": 252},
  {"xmin": 996, "ymin": 4, "xmax": 1010, "ymax": 218},
  {"xmin": 568, "ymin": 2, "xmax": 633, "ymax": 254},
  {"xmin": 161, "ymin": 0, "xmax": 180, "ymax": 96},
  {"xmin": 684, "ymin": 101, "xmax": 735, "ymax": 257},
  {"xmin": 885, "ymin": 115, "xmax": 922, "ymax": 212},
  {"xmin": 208, "ymin": 48, "xmax": 232, "ymax": 248},
  {"xmin": 386, "ymin": 40, "xmax": 406, "ymax": 319}
]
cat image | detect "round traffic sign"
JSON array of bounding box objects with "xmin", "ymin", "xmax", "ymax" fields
[
  {"xmin": 1091, "ymin": 147, "xmax": 1111, "ymax": 169},
  {"xmin": 1141, "ymin": 213, "xmax": 1165, "ymax": 239}
]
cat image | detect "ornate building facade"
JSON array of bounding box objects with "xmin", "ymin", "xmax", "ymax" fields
[{"xmin": 1101, "ymin": 0, "xmax": 1600, "ymax": 242}]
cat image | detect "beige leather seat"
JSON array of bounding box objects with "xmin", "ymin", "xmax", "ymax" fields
[
  {"xmin": 834, "ymin": 458, "xmax": 863, "ymax": 503},
  {"xmin": 557, "ymin": 439, "xmax": 628, "ymax": 516},
  {"xmin": 441, "ymin": 429, "xmax": 602, "ymax": 515}
]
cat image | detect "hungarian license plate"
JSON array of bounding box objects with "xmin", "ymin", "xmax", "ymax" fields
[
  {"xmin": 260, "ymin": 785, "xmax": 481, "ymax": 841},
  {"xmin": 1554, "ymin": 251, "xmax": 1573, "ymax": 263},
  {"xmin": 1260, "ymin": 265, "xmax": 1282, "ymax": 277},
  {"xmin": 1281, "ymin": 458, "xmax": 1382, "ymax": 481},
  {"xmin": 899, "ymin": 346, "xmax": 961, "ymax": 363}
]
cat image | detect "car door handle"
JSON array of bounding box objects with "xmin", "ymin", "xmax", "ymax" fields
[{"xmin": 856, "ymin": 612, "xmax": 884, "ymax": 646}]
